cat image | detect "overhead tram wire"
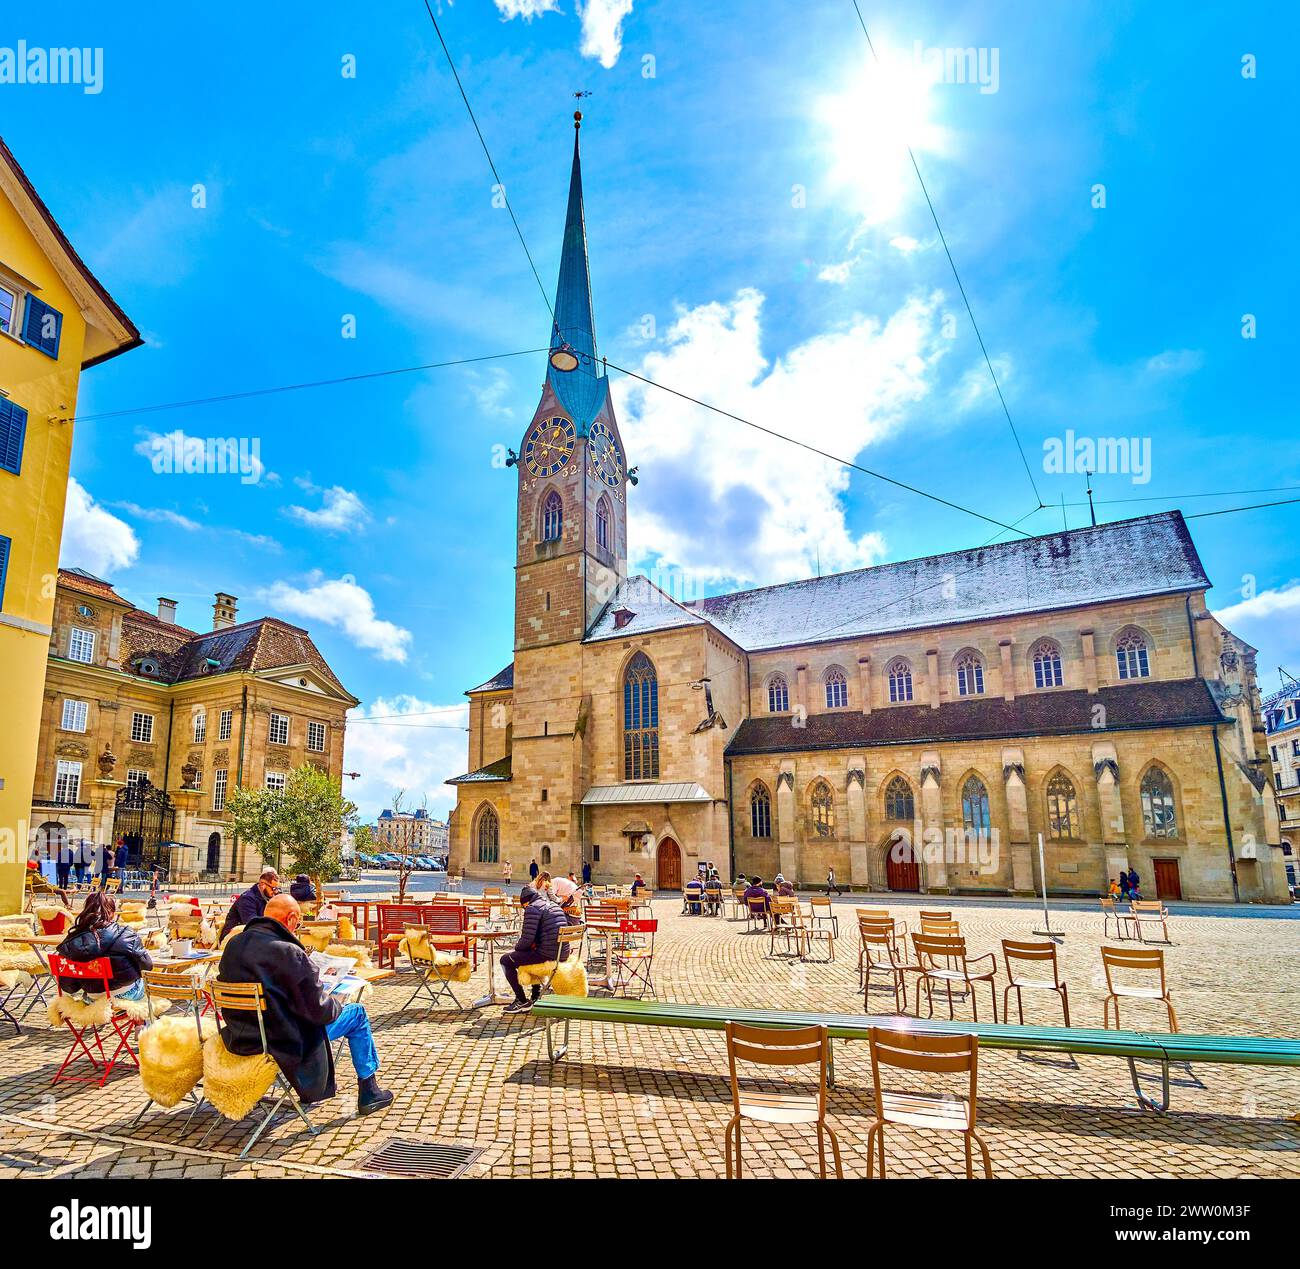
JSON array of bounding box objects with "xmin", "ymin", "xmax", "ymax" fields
[{"xmin": 849, "ymin": 1, "xmax": 1044, "ymax": 510}]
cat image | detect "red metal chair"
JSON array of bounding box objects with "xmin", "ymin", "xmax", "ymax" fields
[
  {"xmin": 47, "ymin": 954, "xmax": 142, "ymax": 1087},
  {"xmin": 612, "ymin": 919, "xmax": 658, "ymax": 998}
]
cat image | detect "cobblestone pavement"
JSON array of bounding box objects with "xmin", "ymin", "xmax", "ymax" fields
[{"xmin": 2, "ymin": 895, "xmax": 1297, "ymax": 1180}]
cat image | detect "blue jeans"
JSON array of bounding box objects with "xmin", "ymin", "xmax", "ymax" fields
[{"xmin": 326, "ymin": 1002, "xmax": 379, "ymax": 1080}]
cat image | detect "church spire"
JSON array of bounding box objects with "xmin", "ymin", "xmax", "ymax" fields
[{"xmin": 548, "ymin": 108, "xmax": 608, "ymax": 436}]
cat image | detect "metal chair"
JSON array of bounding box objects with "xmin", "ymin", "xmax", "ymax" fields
[
  {"xmin": 1100, "ymin": 946, "xmax": 1177, "ymax": 1032},
  {"xmin": 918, "ymin": 909, "xmax": 951, "ymax": 922},
  {"xmin": 911, "ymin": 933, "xmax": 999, "ymax": 1022},
  {"xmin": 200, "ymin": 980, "xmax": 319, "ymax": 1160},
  {"xmin": 612, "ymin": 919, "xmax": 657, "ymax": 998},
  {"xmin": 375, "ymin": 903, "xmax": 431, "ymax": 969},
  {"xmin": 400, "ymin": 921, "xmax": 471, "ymax": 1013},
  {"xmin": 919, "ymin": 917, "xmax": 960, "ymax": 938},
  {"xmin": 1129, "ymin": 900, "xmax": 1171, "ymax": 944},
  {"xmin": 724, "ymin": 1021, "xmax": 841, "ymax": 1179},
  {"xmin": 808, "ymin": 894, "xmax": 839, "ymax": 938},
  {"xmin": 1000, "ymin": 939, "xmax": 1070, "ymax": 1025},
  {"xmin": 766, "ymin": 899, "xmax": 798, "ymax": 957},
  {"xmin": 745, "ymin": 895, "xmax": 769, "ymax": 932},
  {"xmin": 859, "ymin": 919, "xmax": 920, "ymax": 1011},
  {"xmin": 865, "ymin": 1026, "xmax": 991, "ymax": 1179},
  {"xmin": 47, "ymin": 954, "xmax": 143, "ymax": 1087},
  {"xmin": 789, "ymin": 903, "xmax": 834, "ymax": 963},
  {"xmin": 1100, "ymin": 897, "xmax": 1132, "ymax": 940},
  {"xmin": 133, "ymin": 969, "xmax": 211, "ymax": 1124}
]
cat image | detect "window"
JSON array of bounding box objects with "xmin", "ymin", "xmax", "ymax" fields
[
  {"xmin": 22, "ymin": 294, "xmax": 63, "ymax": 358},
  {"xmin": 540, "ymin": 844, "xmax": 552, "ymax": 865},
  {"xmin": 750, "ymin": 784, "xmax": 772, "ymax": 838},
  {"xmin": 213, "ymin": 769, "xmax": 228, "ymax": 812},
  {"xmin": 269, "ymin": 713, "xmax": 289, "ymax": 745},
  {"xmin": 1046, "ymin": 772, "xmax": 1081, "ymax": 840},
  {"xmin": 218, "ymin": 709, "xmax": 233, "ymax": 741},
  {"xmin": 1140, "ymin": 767, "xmax": 1178, "ymax": 838},
  {"xmin": 542, "ymin": 490, "xmax": 563, "ymax": 542},
  {"xmin": 126, "ymin": 769, "xmax": 149, "ymax": 788},
  {"xmin": 810, "ymin": 780, "xmax": 835, "ymax": 838},
  {"xmin": 824, "ymin": 667, "xmax": 848, "ymax": 709},
  {"xmin": 307, "ymin": 721, "xmax": 327, "ymax": 753},
  {"xmin": 0, "ymin": 398, "xmax": 27, "ymax": 476},
  {"xmin": 68, "ymin": 627, "xmax": 95, "ymax": 664},
  {"xmin": 596, "ymin": 497, "xmax": 611, "ymax": 551},
  {"xmin": 0, "ymin": 283, "xmax": 15, "ymax": 335},
  {"xmin": 60, "ymin": 699, "xmax": 88, "ymax": 732},
  {"xmin": 130, "ymin": 712, "xmax": 154, "ymax": 743},
  {"xmin": 887, "ymin": 658, "xmax": 913, "ymax": 703},
  {"xmin": 265, "ymin": 771, "xmax": 287, "ymax": 792},
  {"xmin": 961, "ymin": 776, "xmax": 991, "ymax": 837},
  {"xmin": 193, "ymin": 710, "xmax": 206, "ymax": 743},
  {"xmin": 1032, "ymin": 640, "xmax": 1064, "ymax": 689},
  {"xmin": 54, "ymin": 760, "xmax": 81, "ymax": 803},
  {"xmin": 885, "ymin": 775, "xmax": 914, "ymax": 821},
  {"xmin": 1116, "ymin": 629, "xmax": 1151, "ymax": 680},
  {"xmin": 767, "ymin": 673, "xmax": 789, "ymax": 713},
  {"xmin": 0, "ymin": 534, "xmax": 9, "ymax": 610},
  {"xmin": 623, "ymin": 652, "xmax": 660, "ymax": 780},
  {"xmin": 1272, "ymin": 745, "xmax": 1280, "ymax": 763},
  {"xmin": 475, "ymin": 805, "xmax": 500, "ymax": 864},
  {"xmin": 954, "ymin": 651, "xmax": 984, "ymax": 697},
  {"xmin": 1292, "ymin": 740, "xmax": 1300, "ymax": 757}
]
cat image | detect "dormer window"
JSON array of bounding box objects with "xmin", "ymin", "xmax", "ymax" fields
[
  {"xmin": 137, "ymin": 658, "xmax": 160, "ymax": 677},
  {"xmin": 76, "ymin": 603, "xmax": 95, "ymax": 619},
  {"xmin": 613, "ymin": 607, "xmax": 635, "ymax": 630}
]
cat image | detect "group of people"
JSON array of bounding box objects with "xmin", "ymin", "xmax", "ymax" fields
[
  {"xmin": 1107, "ymin": 868, "xmax": 1144, "ymax": 902},
  {"xmin": 683, "ymin": 865, "xmax": 727, "ymax": 915}
]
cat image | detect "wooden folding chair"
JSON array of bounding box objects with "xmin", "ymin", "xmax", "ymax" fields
[
  {"xmin": 200, "ymin": 980, "xmax": 318, "ymax": 1160},
  {"xmin": 724, "ymin": 1021, "xmax": 841, "ymax": 1179},
  {"xmin": 47, "ymin": 954, "xmax": 143, "ymax": 1087},
  {"xmin": 866, "ymin": 1026, "xmax": 991, "ymax": 1179},
  {"xmin": 911, "ymin": 933, "xmax": 999, "ymax": 1022},
  {"xmin": 1101, "ymin": 946, "xmax": 1177, "ymax": 1032},
  {"xmin": 1001, "ymin": 939, "xmax": 1070, "ymax": 1025}
]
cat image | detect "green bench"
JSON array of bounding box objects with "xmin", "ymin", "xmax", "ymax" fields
[{"xmin": 532, "ymin": 996, "xmax": 1300, "ymax": 1113}]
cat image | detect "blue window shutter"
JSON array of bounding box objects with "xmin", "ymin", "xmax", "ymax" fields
[
  {"xmin": 0, "ymin": 400, "xmax": 27, "ymax": 475},
  {"xmin": 0, "ymin": 535, "xmax": 10, "ymax": 610},
  {"xmin": 22, "ymin": 294, "xmax": 62, "ymax": 359}
]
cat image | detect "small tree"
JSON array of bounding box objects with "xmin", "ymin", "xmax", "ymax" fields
[
  {"xmin": 227, "ymin": 764, "xmax": 357, "ymax": 905},
  {"xmin": 389, "ymin": 790, "xmax": 428, "ymax": 901}
]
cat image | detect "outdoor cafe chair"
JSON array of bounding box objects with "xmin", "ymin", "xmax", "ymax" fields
[
  {"xmin": 46, "ymin": 953, "xmax": 147, "ymax": 1087},
  {"xmin": 1100, "ymin": 897, "xmax": 1132, "ymax": 941},
  {"xmin": 724, "ymin": 1021, "xmax": 841, "ymax": 1179},
  {"xmin": 200, "ymin": 980, "xmax": 319, "ymax": 1160},
  {"xmin": 518, "ymin": 924, "xmax": 587, "ymax": 1000},
  {"xmin": 682, "ymin": 884, "xmax": 705, "ymax": 916},
  {"xmin": 724, "ymin": 885, "xmax": 747, "ymax": 920},
  {"xmin": 865, "ymin": 1026, "xmax": 991, "ymax": 1179},
  {"xmin": 612, "ymin": 919, "xmax": 658, "ymax": 998},
  {"xmin": 745, "ymin": 895, "xmax": 770, "ymax": 932},
  {"xmin": 0, "ymin": 927, "xmax": 51, "ymax": 1034},
  {"xmin": 631, "ymin": 888, "xmax": 654, "ymax": 918},
  {"xmin": 133, "ymin": 969, "xmax": 214, "ymax": 1125},
  {"xmin": 918, "ymin": 909, "xmax": 951, "ymax": 922},
  {"xmin": 1129, "ymin": 899, "xmax": 1171, "ymax": 944},
  {"xmin": 766, "ymin": 899, "xmax": 798, "ymax": 957},
  {"xmin": 399, "ymin": 922, "xmax": 471, "ymax": 1013},
  {"xmin": 919, "ymin": 917, "xmax": 960, "ymax": 938},
  {"xmin": 808, "ymin": 894, "xmax": 839, "ymax": 938},
  {"xmin": 790, "ymin": 903, "xmax": 834, "ymax": 963},
  {"xmin": 911, "ymin": 933, "xmax": 999, "ymax": 1022},
  {"xmin": 1000, "ymin": 939, "xmax": 1070, "ymax": 1025},
  {"xmin": 376, "ymin": 903, "xmax": 444, "ymax": 969},
  {"xmin": 860, "ymin": 920, "xmax": 921, "ymax": 1012},
  {"xmin": 704, "ymin": 884, "xmax": 724, "ymax": 916},
  {"xmin": 1100, "ymin": 946, "xmax": 1178, "ymax": 1032}
]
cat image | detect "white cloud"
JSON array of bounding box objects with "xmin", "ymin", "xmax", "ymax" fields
[
  {"xmin": 111, "ymin": 501, "xmax": 200, "ymax": 532},
  {"xmin": 617, "ymin": 287, "xmax": 948, "ymax": 587},
  {"xmin": 260, "ymin": 573, "xmax": 412, "ymax": 663},
  {"xmin": 284, "ymin": 486, "xmax": 370, "ymax": 534},
  {"xmin": 1214, "ymin": 582, "xmax": 1300, "ymax": 628},
  {"xmin": 818, "ymin": 261, "xmax": 854, "ymax": 285},
  {"xmin": 890, "ymin": 235, "xmax": 922, "ymax": 253},
  {"xmin": 343, "ymin": 695, "xmax": 470, "ymax": 820},
  {"xmin": 60, "ymin": 479, "xmax": 139, "ymax": 576},
  {"xmin": 1144, "ymin": 348, "xmax": 1203, "ymax": 377},
  {"xmin": 951, "ymin": 357, "xmax": 1014, "ymax": 414},
  {"xmin": 466, "ymin": 367, "xmax": 515, "ymax": 419},
  {"xmin": 579, "ymin": 0, "xmax": 634, "ymax": 68},
  {"xmin": 492, "ymin": 0, "xmax": 560, "ymax": 17}
]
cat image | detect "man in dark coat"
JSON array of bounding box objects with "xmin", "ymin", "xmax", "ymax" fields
[
  {"xmin": 219, "ymin": 867, "xmax": 280, "ymax": 941},
  {"xmin": 289, "ymin": 874, "xmax": 316, "ymax": 903},
  {"xmin": 499, "ymin": 886, "xmax": 567, "ymax": 1014},
  {"xmin": 217, "ymin": 894, "xmax": 393, "ymax": 1115}
]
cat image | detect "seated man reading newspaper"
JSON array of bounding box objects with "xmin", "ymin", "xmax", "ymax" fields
[{"xmin": 217, "ymin": 894, "xmax": 394, "ymax": 1116}]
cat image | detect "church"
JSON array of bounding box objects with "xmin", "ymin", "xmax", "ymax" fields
[{"xmin": 447, "ymin": 116, "xmax": 1289, "ymax": 904}]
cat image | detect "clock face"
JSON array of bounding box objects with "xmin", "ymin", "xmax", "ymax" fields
[
  {"xmin": 523, "ymin": 415, "xmax": 576, "ymax": 477},
  {"xmin": 589, "ymin": 421, "xmax": 624, "ymax": 487}
]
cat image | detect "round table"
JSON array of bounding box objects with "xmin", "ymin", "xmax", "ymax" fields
[{"xmin": 467, "ymin": 928, "xmax": 515, "ymax": 1008}]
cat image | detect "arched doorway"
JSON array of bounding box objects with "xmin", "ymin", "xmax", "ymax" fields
[
  {"xmin": 884, "ymin": 832, "xmax": 920, "ymax": 892},
  {"xmin": 206, "ymin": 832, "xmax": 222, "ymax": 873},
  {"xmin": 656, "ymin": 837, "xmax": 682, "ymax": 890}
]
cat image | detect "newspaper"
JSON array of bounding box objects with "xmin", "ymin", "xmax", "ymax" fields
[{"xmin": 308, "ymin": 951, "xmax": 354, "ymax": 985}]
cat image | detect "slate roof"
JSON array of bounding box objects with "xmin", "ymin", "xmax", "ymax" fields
[
  {"xmin": 467, "ymin": 663, "xmax": 515, "ymax": 694},
  {"xmin": 579, "ymin": 782, "xmax": 714, "ymax": 805},
  {"xmin": 725, "ymin": 679, "xmax": 1227, "ymax": 756},
  {"xmin": 584, "ymin": 575, "xmax": 711, "ymax": 643},
  {"xmin": 446, "ymin": 754, "xmax": 512, "ymax": 785}
]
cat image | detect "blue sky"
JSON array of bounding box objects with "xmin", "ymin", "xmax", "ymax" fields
[{"xmin": 11, "ymin": 1, "xmax": 1298, "ymax": 817}]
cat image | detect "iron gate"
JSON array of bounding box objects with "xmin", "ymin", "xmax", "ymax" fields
[{"xmin": 111, "ymin": 782, "xmax": 176, "ymax": 869}]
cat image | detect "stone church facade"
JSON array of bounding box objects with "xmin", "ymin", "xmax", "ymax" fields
[{"xmin": 447, "ymin": 117, "xmax": 1289, "ymax": 904}]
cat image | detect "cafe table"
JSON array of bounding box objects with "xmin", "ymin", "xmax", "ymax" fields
[
  {"xmin": 466, "ymin": 928, "xmax": 515, "ymax": 1008},
  {"xmin": 333, "ymin": 897, "xmax": 378, "ymax": 940},
  {"xmin": 0, "ymin": 932, "xmax": 60, "ymax": 1031}
]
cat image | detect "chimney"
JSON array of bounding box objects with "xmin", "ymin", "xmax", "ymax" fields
[
  {"xmin": 157, "ymin": 597, "xmax": 178, "ymax": 624},
  {"xmin": 213, "ymin": 592, "xmax": 238, "ymax": 630}
]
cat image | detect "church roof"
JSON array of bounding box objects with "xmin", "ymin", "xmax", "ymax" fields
[
  {"xmin": 446, "ymin": 754, "xmax": 512, "ymax": 785},
  {"xmin": 587, "ymin": 512, "xmax": 1207, "ymax": 653},
  {"xmin": 584, "ymin": 574, "xmax": 710, "ymax": 643},
  {"xmin": 547, "ymin": 116, "xmax": 609, "ymax": 436},
  {"xmin": 467, "ymin": 663, "xmax": 514, "ymax": 694},
  {"xmin": 726, "ymin": 678, "xmax": 1227, "ymax": 756}
]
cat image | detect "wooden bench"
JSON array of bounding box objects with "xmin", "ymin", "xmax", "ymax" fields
[{"xmin": 531, "ymin": 997, "xmax": 1300, "ymax": 1113}]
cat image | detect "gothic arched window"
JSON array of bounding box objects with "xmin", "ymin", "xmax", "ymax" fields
[
  {"xmin": 595, "ymin": 497, "xmax": 611, "ymax": 551},
  {"xmin": 1046, "ymin": 771, "xmax": 1081, "ymax": 840},
  {"xmin": 541, "ymin": 490, "xmax": 563, "ymax": 542},
  {"xmin": 955, "ymin": 650, "xmax": 985, "ymax": 697},
  {"xmin": 1140, "ymin": 766, "xmax": 1178, "ymax": 838},
  {"xmin": 1116, "ymin": 628, "xmax": 1151, "ymax": 680},
  {"xmin": 766, "ymin": 673, "xmax": 789, "ymax": 713},
  {"xmin": 887, "ymin": 658, "xmax": 913, "ymax": 703},
  {"xmin": 824, "ymin": 666, "xmax": 848, "ymax": 709},
  {"xmin": 623, "ymin": 652, "xmax": 660, "ymax": 780},
  {"xmin": 750, "ymin": 783, "xmax": 772, "ymax": 838},
  {"xmin": 961, "ymin": 776, "xmax": 991, "ymax": 837},
  {"xmin": 475, "ymin": 804, "xmax": 500, "ymax": 864},
  {"xmin": 884, "ymin": 775, "xmax": 914, "ymax": 821},
  {"xmin": 1032, "ymin": 639, "xmax": 1064, "ymax": 689},
  {"xmin": 810, "ymin": 780, "xmax": 835, "ymax": 838}
]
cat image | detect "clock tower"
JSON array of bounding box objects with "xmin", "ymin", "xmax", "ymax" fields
[{"xmin": 514, "ymin": 111, "xmax": 628, "ymax": 651}]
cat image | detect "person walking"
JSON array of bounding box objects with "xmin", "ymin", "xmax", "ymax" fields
[
  {"xmin": 582, "ymin": 859, "xmax": 592, "ymax": 886},
  {"xmin": 503, "ymin": 859, "xmax": 514, "ymax": 884},
  {"xmin": 528, "ymin": 857, "xmax": 539, "ymax": 882}
]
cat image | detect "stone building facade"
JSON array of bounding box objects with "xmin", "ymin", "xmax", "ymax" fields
[
  {"xmin": 1262, "ymin": 682, "xmax": 1300, "ymax": 891},
  {"xmin": 446, "ymin": 118, "xmax": 1289, "ymax": 904},
  {"xmin": 32, "ymin": 568, "xmax": 357, "ymax": 881}
]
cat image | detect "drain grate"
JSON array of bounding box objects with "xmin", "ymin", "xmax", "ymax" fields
[{"xmin": 358, "ymin": 1137, "xmax": 483, "ymax": 1179}]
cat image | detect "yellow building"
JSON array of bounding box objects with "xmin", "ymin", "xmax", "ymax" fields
[
  {"xmin": 32, "ymin": 568, "xmax": 358, "ymax": 882},
  {"xmin": 0, "ymin": 137, "xmax": 141, "ymax": 914}
]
